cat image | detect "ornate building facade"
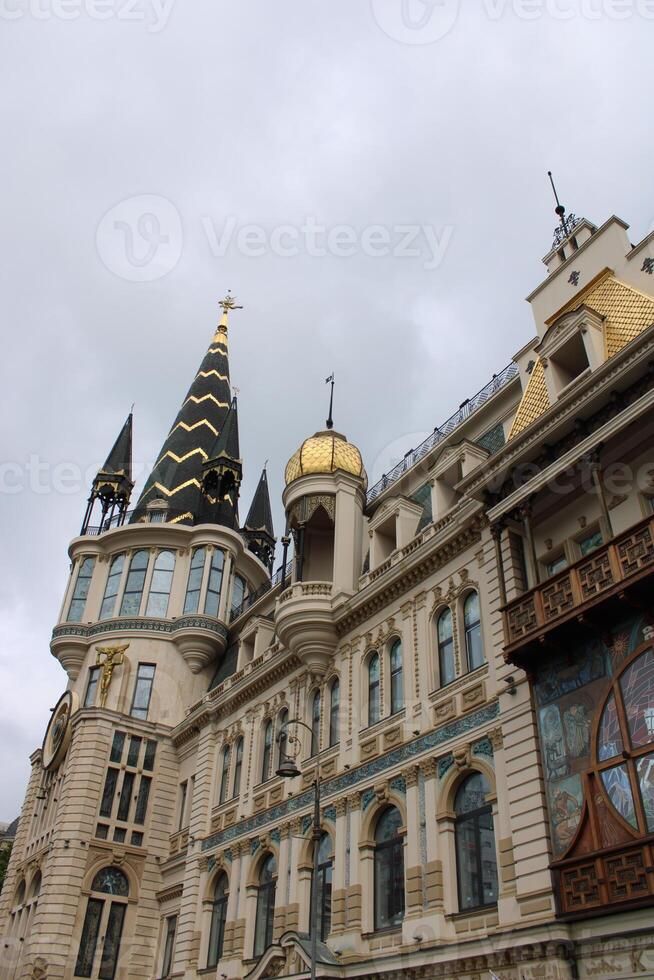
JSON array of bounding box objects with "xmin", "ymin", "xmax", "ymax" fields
[{"xmin": 3, "ymin": 213, "xmax": 654, "ymax": 980}]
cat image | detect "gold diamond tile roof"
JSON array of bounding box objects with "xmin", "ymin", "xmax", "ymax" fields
[
  {"xmin": 284, "ymin": 430, "xmax": 367, "ymax": 487},
  {"xmin": 508, "ymin": 274, "xmax": 654, "ymax": 440}
]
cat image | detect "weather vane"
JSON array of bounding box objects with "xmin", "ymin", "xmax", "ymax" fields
[
  {"xmin": 219, "ymin": 290, "xmax": 243, "ymax": 314},
  {"xmin": 325, "ymin": 373, "xmax": 335, "ymax": 430}
]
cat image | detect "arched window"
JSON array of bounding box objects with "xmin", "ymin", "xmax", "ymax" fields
[
  {"xmin": 374, "ymin": 806, "xmax": 405, "ymax": 930},
  {"xmin": 311, "ymin": 691, "xmax": 321, "ymax": 756},
  {"xmin": 207, "ymin": 872, "xmax": 228, "ymax": 968},
  {"xmin": 276, "ymin": 708, "xmax": 289, "ymax": 771},
  {"xmin": 75, "ymin": 867, "xmax": 129, "ymax": 979},
  {"xmin": 232, "ymin": 736, "xmax": 244, "ymax": 798},
  {"xmin": 455, "ymin": 772, "xmax": 498, "ymax": 911},
  {"xmin": 218, "ymin": 745, "xmax": 231, "ymax": 805},
  {"xmin": 254, "ymin": 853, "xmax": 276, "ymax": 958},
  {"xmin": 119, "ymin": 550, "xmax": 149, "ymax": 616},
  {"xmin": 390, "ymin": 640, "xmax": 403, "ymax": 715},
  {"xmin": 14, "ymin": 879, "xmax": 26, "ymax": 907},
  {"xmin": 437, "ymin": 608, "xmax": 455, "ymax": 687},
  {"xmin": 203, "ymin": 549, "xmax": 225, "ymax": 617},
  {"xmin": 183, "ymin": 547, "xmax": 206, "ymax": 614},
  {"xmin": 231, "ymin": 574, "xmax": 247, "ymax": 613},
  {"xmin": 261, "ymin": 721, "xmax": 273, "ymax": 783},
  {"xmin": 27, "ymin": 871, "xmax": 42, "ymax": 902},
  {"xmin": 329, "ymin": 679, "xmax": 340, "ymax": 747},
  {"xmin": 100, "ymin": 555, "xmax": 125, "ymax": 620},
  {"xmin": 311, "ymin": 832, "xmax": 333, "ymax": 941},
  {"xmin": 464, "ymin": 592, "xmax": 483, "ymax": 671},
  {"xmin": 146, "ymin": 550, "xmax": 175, "ymax": 617},
  {"xmin": 67, "ymin": 557, "xmax": 95, "ymax": 622},
  {"xmin": 368, "ymin": 653, "xmax": 380, "ymax": 726}
]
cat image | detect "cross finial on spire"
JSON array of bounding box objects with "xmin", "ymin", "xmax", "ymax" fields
[
  {"xmin": 548, "ymin": 171, "xmax": 568, "ymax": 229},
  {"xmin": 219, "ymin": 290, "xmax": 243, "ymax": 314},
  {"xmin": 325, "ymin": 373, "xmax": 335, "ymax": 430}
]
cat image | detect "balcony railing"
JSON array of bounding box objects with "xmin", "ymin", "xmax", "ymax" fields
[
  {"xmin": 229, "ymin": 555, "xmax": 294, "ymax": 622},
  {"xmin": 504, "ymin": 514, "xmax": 654, "ymax": 653},
  {"xmin": 366, "ymin": 362, "xmax": 518, "ymax": 505}
]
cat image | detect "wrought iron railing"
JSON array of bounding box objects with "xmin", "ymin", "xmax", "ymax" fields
[
  {"xmin": 229, "ymin": 555, "xmax": 294, "ymax": 623},
  {"xmin": 83, "ymin": 507, "xmax": 192, "ymax": 535},
  {"xmin": 551, "ymin": 213, "xmax": 582, "ymax": 251},
  {"xmin": 366, "ymin": 362, "xmax": 519, "ymax": 505}
]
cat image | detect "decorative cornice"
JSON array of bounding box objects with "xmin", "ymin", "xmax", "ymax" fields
[
  {"xmin": 201, "ymin": 701, "xmax": 499, "ymax": 853},
  {"xmin": 335, "ymin": 511, "xmax": 487, "ymax": 635}
]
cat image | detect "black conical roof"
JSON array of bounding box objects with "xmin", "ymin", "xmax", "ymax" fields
[
  {"xmin": 244, "ymin": 466, "xmax": 274, "ymax": 537},
  {"xmin": 132, "ymin": 308, "xmax": 235, "ymax": 523},
  {"xmin": 207, "ymin": 396, "xmax": 240, "ymax": 463},
  {"xmin": 101, "ymin": 413, "xmax": 132, "ymax": 479}
]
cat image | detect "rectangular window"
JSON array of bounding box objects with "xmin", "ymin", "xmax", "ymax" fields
[
  {"xmin": 126, "ymin": 735, "xmax": 142, "ymax": 768},
  {"xmin": 110, "ymin": 731, "xmax": 126, "ymax": 764},
  {"xmin": 546, "ymin": 554, "xmax": 567, "ymax": 578},
  {"xmin": 130, "ymin": 664, "xmax": 155, "ymax": 720},
  {"xmin": 131, "ymin": 831, "xmax": 144, "ymax": 847},
  {"xmin": 84, "ymin": 667, "xmax": 101, "ymax": 708},
  {"xmin": 134, "ymin": 776, "xmax": 151, "ymax": 825},
  {"xmin": 178, "ymin": 781, "xmax": 188, "ymax": 830},
  {"xmin": 100, "ymin": 554, "xmax": 125, "ymax": 620},
  {"xmin": 579, "ymin": 529, "xmax": 603, "ymax": 557},
  {"xmin": 113, "ymin": 827, "xmax": 126, "ymax": 843},
  {"xmin": 95, "ymin": 823, "xmax": 109, "ymax": 840},
  {"xmin": 145, "ymin": 551, "xmax": 175, "ymax": 617},
  {"xmin": 67, "ymin": 557, "xmax": 95, "ymax": 623},
  {"xmin": 74, "ymin": 897, "xmax": 103, "ymax": 977},
  {"xmin": 161, "ymin": 914, "xmax": 177, "ymax": 978},
  {"xmin": 117, "ymin": 771, "xmax": 134, "ymax": 822},
  {"xmin": 100, "ymin": 768, "xmax": 119, "ymax": 818},
  {"xmin": 119, "ymin": 550, "xmax": 149, "ymax": 616},
  {"xmin": 143, "ymin": 739, "xmax": 157, "ymax": 771},
  {"xmin": 183, "ymin": 547, "xmax": 206, "ymax": 615},
  {"xmin": 203, "ymin": 550, "xmax": 224, "ymax": 617},
  {"xmin": 98, "ymin": 902, "xmax": 126, "ymax": 980}
]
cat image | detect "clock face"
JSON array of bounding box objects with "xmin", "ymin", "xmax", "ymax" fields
[{"xmin": 42, "ymin": 691, "xmax": 79, "ymax": 771}]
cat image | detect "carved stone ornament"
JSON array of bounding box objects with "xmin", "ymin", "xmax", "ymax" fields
[{"xmin": 453, "ymin": 745, "xmax": 471, "ymax": 770}]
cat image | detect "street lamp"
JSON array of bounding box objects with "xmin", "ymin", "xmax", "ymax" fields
[{"xmin": 276, "ymin": 718, "xmax": 321, "ymax": 980}]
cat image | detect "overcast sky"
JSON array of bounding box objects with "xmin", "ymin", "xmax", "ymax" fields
[{"xmin": 0, "ymin": 0, "xmax": 652, "ymax": 819}]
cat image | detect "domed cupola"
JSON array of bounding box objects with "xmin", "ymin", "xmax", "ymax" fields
[{"xmin": 284, "ymin": 429, "xmax": 367, "ymax": 488}]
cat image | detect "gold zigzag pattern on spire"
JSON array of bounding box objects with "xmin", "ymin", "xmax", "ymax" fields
[
  {"xmin": 182, "ymin": 394, "xmax": 230, "ymax": 410},
  {"xmin": 148, "ymin": 478, "xmax": 202, "ymax": 498},
  {"xmin": 153, "ymin": 446, "xmax": 209, "ymax": 471},
  {"xmin": 169, "ymin": 511, "xmax": 194, "ymax": 524},
  {"xmin": 208, "ymin": 344, "xmax": 228, "ymax": 355},
  {"xmin": 167, "ymin": 419, "xmax": 219, "ymax": 438},
  {"xmin": 196, "ymin": 369, "xmax": 230, "ymax": 382}
]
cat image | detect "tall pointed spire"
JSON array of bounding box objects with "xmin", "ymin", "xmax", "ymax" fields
[
  {"xmin": 80, "ymin": 413, "xmax": 134, "ymax": 534},
  {"xmin": 132, "ymin": 295, "xmax": 242, "ymax": 525},
  {"xmin": 242, "ymin": 466, "xmax": 276, "ymax": 572}
]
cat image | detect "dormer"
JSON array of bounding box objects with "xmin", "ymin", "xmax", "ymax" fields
[
  {"xmin": 430, "ymin": 440, "xmax": 489, "ymax": 521},
  {"xmin": 537, "ymin": 304, "xmax": 605, "ymax": 402},
  {"xmin": 368, "ymin": 495, "xmax": 423, "ymax": 570}
]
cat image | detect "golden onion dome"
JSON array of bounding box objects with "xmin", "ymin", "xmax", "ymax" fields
[{"xmin": 284, "ymin": 430, "xmax": 367, "ymax": 488}]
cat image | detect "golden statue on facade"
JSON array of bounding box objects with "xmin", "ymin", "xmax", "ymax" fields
[{"xmin": 95, "ymin": 644, "xmax": 129, "ymax": 708}]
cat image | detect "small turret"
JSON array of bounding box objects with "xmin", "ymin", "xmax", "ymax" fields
[
  {"xmin": 242, "ymin": 466, "xmax": 276, "ymax": 572},
  {"xmin": 80, "ymin": 413, "xmax": 133, "ymax": 534},
  {"xmin": 200, "ymin": 396, "xmax": 242, "ymax": 527}
]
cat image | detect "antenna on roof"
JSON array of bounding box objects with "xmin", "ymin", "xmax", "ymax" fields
[
  {"xmin": 325, "ymin": 373, "xmax": 335, "ymax": 430},
  {"xmin": 548, "ymin": 170, "xmax": 570, "ymax": 236}
]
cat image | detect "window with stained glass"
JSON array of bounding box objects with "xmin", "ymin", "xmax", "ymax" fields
[{"xmin": 74, "ymin": 868, "xmax": 129, "ymax": 980}]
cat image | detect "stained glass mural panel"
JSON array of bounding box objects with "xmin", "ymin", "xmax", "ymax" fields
[
  {"xmin": 598, "ymin": 692, "xmax": 623, "ymax": 761},
  {"xmin": 601, "ymin": 764, "xmax": 637, "ymax": 829},
  {"xmin": 637, "ymin": 753, "xmax": 654, "ymax": 833},
  {"xmin": 619, "ymin": 650, "xmax": 654, "ymax": 748}
]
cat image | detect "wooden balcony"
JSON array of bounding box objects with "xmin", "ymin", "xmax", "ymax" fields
[{"xmin": 503, "ymin": 513, "xmax": 654, "ymax": 664}]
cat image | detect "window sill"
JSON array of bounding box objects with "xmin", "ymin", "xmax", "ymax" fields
[{"xmin": 448, "ymin": 903, "xmax": 497, "ymax": 921}]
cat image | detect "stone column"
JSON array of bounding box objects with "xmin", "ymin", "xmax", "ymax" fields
[
  {"xmin": 330, "ymin": 798, "xmax": 348, "ymax": 936},
  {"xmin": 403, "ymin": 766, "xmax": 423, "ymax": 917}
]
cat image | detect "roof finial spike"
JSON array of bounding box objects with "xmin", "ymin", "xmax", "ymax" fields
[
  {"xmin": 217, "ymin": 290, "xmax": 244, "ymax": 330},
  {"xmin": 129, "ymin": 402, "xmax": 135, "ymax": 416},
  {"xmin": 325, "ymin": 373, "xmax": 335, "ymax": 430},
  {"xmin": 548, "ymin": 170, "xmax": 569, "ymax": 233}
]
